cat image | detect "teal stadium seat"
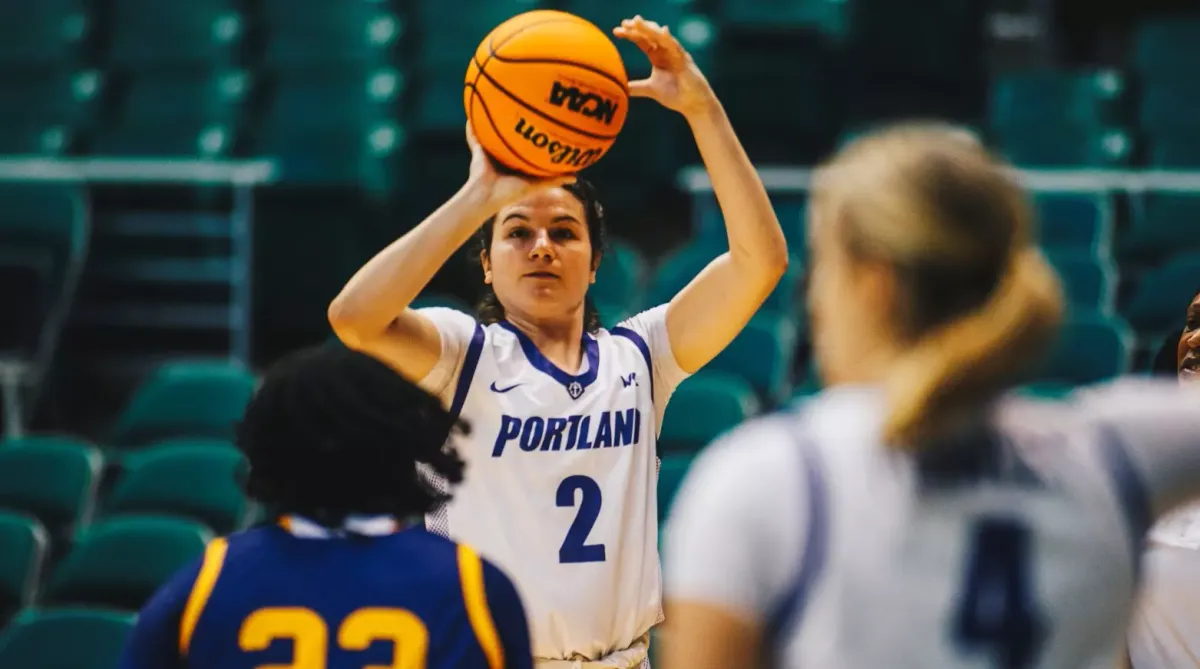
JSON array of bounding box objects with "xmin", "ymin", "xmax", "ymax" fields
[
  {"xmin": 104, "ymin": 444, "xmax": 248, "ymax": 534},
  {"xmin": 996, "ymin": 127, "xmax": 1131, "ymax": 168},
  {"xmin": 1046, "ymin": 251, "xmax": 1115, "ymax": 313},
  {"xmin": 1125, "ymin": 253, "xmax": 1200, "ymax": 334},
  {"xmin": 261, "ymin": 0, "xmax": 403, "ymax": 69},
  {"xmin": 1139, "ymin": 76, "xmax": 1200, "ymax": 134},
  {"xmin": 253, "ymin": 68, "xmax": 404, "ymax": 189},
  {"xmin": 1038, "ymin": 312, "xmax": 1131, "ymax": 386},
  {"xmin": 706, "ymin": 314, "xmax": 798, "ymax": 403},
  {"xmin": 565, "ymin": 0, "xmax": 714, "ymax": 78},
  {"xmin": 0, "ymin": 70, "xmax": 101, "ymax": 153},
  {"xmin": 592, "ymin": 239, "xmax": 645, "ymax": 310},
  {"xmin": 43, "ymin": 517, "xmax": 211, "ymax": 611},
  {"xmin": 109, "ymin": 0, "xmax": 242, "ymax": 68},
  {"xmin": 657, "ymin": 454, "xmax": 694, "ymax": 522},
  {"xmin": 412, "ymin": 293, "xmax": 472, "ymax": 313},
  {"xmin": 0, "ymin": 1, "xmax": 87, "ymax": 68},
  {"xmin": 0, "ymin": 184, "xmax": 87, "ymax": 361},
  {"xmin": 1134, "ymin": 18, "xmax": 1200, "ymax": 77},
  {"xmin": 1148, "ymin": 131, "xmax": 1200, "ymax": 168},
  {"xmin": 1035, "ymin": 193, "xmax": 1110, "ymax": 255},
  {"xmin": 1128, "ymin": 194, "xmax": 1200, "ymax": 257},
  {"xmin": 0, "ymin": 609, "xmax": 134, "ymax": 669},
  {"xmin": 109, "ymin": 360, "xmax": 257, "ymax": 447},
  {"xmin": 0, "ymin": 512, "xmax": 47, "ymax": 625},
  {"xmin": 990, "ymin": 70, "xmax": 1125, "ymax": 130},
  {"xmin": 660, "ymin": 373, "xmax": 759, "ymax": 453},
  {"xmin": 717, "ymin": 0, "xmax": 849, "ymax": 36},
  {"xmin": 693, "ymin": 193, "xmax": 807, "ymax": 258},
  {"xmin": 646, "ymin": 246, "xmax": 802, "ymax": 318},
  {"xmin": 90, "ymin": 70, "xmax": 248, "ymax": 157},
  {"xmin": 0, "ymin": 436, "xmax": 101, "ymax": 542}
]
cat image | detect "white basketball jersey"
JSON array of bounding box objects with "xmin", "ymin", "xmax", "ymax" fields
[
  {"xmin": 666, "ymin": 381, "xmax": 1200, "ymax": 669},
  {"xmin": 416, "ymin": 306, "xmax": 688, "ymax": 661}
]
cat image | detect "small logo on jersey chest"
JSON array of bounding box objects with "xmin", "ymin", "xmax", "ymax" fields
[
  {"xmin": 621, "ymin": 372, "xmax": 638, "ymax": 388},
  {"xmin": 567, "ymin": 381, "xmax": 584, "ymax": 399},
  {"xmin": 489, "ymin": 381, "xmax": 522, "ymax": 394}
]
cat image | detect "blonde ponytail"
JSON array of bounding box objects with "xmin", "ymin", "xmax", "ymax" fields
[{"xmin": 881, "ymin": 248, "xmax": 1063, "ymax": 448}]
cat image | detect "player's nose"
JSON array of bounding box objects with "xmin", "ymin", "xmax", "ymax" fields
[{"xmin": 529, "ymin": 230, "xmax": 555, "ymax": 260}]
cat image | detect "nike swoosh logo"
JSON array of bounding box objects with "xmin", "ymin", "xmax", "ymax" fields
[{"xmin": 489, "ymin": 381, "xmax": 522, "ymax": 393}]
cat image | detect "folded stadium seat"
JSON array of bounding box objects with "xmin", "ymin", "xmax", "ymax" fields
[
  {"xmin": 1133, "ymin": 18, "xmax": 1200, "ymax": 78},
  {"xmin": 251, "ymin": 68, "xmax": 405, "ymax": 191},
  {"xmin": 1034, "ymin": 192, "xmax": 1112, "ymax": 257},
  {"xmin": 705, "ymin": 313, "xmax": 799, "ymax": 404},
  {"xmin": 89, "ymin": 70, "xmax": 249, "ymax": 157},
  {"xmin": 692, "ymin": 192, "xmax": 808, "ymax": 259},
  {"xmin": 1126, "ymin": 193, "xmax": 1200, "ymax": 258},
  {"xmin": 260, "ymin": 0, "xmax": 404, "ymax": 70},
  {"xmin": 0, "ymin": 512, "xmax": 48, "ymax": 626},
  {"xmin": 659, "ymin": 372, "xmax": 759, "ymax": 454},
  {"xmin": 1124, "ymin": 252, "xmax": 1200, "ymax": 334},
  {"xmin": 108, "ymin": 0, "xmax": 243, "ymax": 69},
  {"xmin": 645, "ymin": 245, "xmax": 804, "ymax": 321},
  {"xmin": 996, "ymin": 126, "xmax": 1132, "ymax": 168},
  {"xmin": 0, "ymin": 608, "xmax": 134, "ymax": 669},
  {"xmin": 1147, "ymin": 130, "xmax": 1200, "ymax": 168},
  {"xmin": 0, "ymin": 184, "xmax": 87, "ymax": 387},
  {"xmin": 592, "ymin": 239, "xmax": 645, "ymax": 311},
  {"xmin": 0, "ymin": 69, "xmax": 102, "ymax": 154},
  {"xmin": 103, "ymin": 444, "xmax": 248, "ymax": 535},
  {"xmin": 0, "ymin": 437, "xmax": 101, "ymax": 545},
  {"xmin": 0, "ymin": 1, "xmax": 89, "ymax": 69},
  {"xmin": 657, "ymin": 453, "xmax": 694, "ymax": 523},
  {"xmin": 42, "ymin": 517, "xmax": 211, "ymax": 611},
  {"xmin": 1045, "ymin": 251, "xmax": 1115, "ymax": 314},
  {"xmin": 108, "ymin": 360, "xmax": 257, "ymax": 448},
  {"xmin": 1138, "ymin": 75, "xmax": 1200, "ymax": 135},
  {"xmin": 716, "ymin": 0, "xmax": 848, "ymax": 37},
  {"xmin": 1036, "ymin": 311, "xmax": 1132, "ymax": 387},
  {"xmin": 989, "ymin": 70, "xmax": 1126, "ymax": 132}
]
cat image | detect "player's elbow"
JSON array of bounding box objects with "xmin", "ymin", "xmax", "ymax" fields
[{"xmin": 327, "ymin": 296, "xmax": 372, "ymax": 350}]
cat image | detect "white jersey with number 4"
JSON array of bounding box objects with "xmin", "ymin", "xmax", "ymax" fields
[
  {"xmin": 416, "ymin": 305, "xmax": 688, "ymax": 661},
  {"xmin": 666, "ymin": 381, "xmax": 1200, "ymax": 669}
]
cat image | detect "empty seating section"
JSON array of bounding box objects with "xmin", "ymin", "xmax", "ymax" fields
[
  {"xmin": 108, "ymin": 360, "xmax": 257, "ymax": 447},
  {"xmin": 0, "ymin": 609, "xmax": 133, "ymax": 669}
]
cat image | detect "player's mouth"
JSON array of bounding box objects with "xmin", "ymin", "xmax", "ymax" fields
[
  {"xmin": 524, "ymin": 271, "xmax": 559, "ymax": 280},
  {"xmin": 1180, "ymin": 355, "xmax": 1200, "ymax": 379}
]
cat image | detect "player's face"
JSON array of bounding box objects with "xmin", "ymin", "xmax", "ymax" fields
[
  {"xmin": 1177, "ymin": 291, "xmax": 1200, "ymax": 382},
  {"xmin": 484, "ymin": 186, "xmax": 597, "ymax": 324},
  {"xmin": 806, "ymin": 203, "xmax": 896, "ymax": 386}
]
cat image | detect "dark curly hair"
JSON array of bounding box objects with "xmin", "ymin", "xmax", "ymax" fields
[
  {"xmin": 471, "ymin": 178, "xmax": 607, "ymax": 333},
  {"xmin": 236, "ymin": 343, "xmax": 468, "ymax": 527}
]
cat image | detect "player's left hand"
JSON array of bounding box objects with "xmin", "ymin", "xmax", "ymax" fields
[{"xmin": 614, "ymin": 16, "xmax": 716, "ymax": 118}]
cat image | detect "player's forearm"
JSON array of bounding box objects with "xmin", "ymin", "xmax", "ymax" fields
[
  {"xmin": 686, "ymin": 99, "xmax": 788, "ymax": 277},
  {"xmin": 329, "ymin": 183, "xmax": 492, "ymax": 337}
]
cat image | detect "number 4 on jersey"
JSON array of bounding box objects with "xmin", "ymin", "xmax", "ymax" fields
[{"xmin": 953, "ymin": 517, "xmax": 1048, "ymax": 669}]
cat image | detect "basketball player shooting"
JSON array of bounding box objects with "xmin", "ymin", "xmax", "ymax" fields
[{"xmin": 329, "ymin": 15, "xmax": 787, "ymax": 669}]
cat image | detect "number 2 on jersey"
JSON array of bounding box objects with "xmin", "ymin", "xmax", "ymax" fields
[
  {"xmin": 557, "ymin": 475, "xmax": 606, "ymax": 563},
  {"xmin": 953, "ymin": 517, "xmax": 1047, "ymax": 669}
]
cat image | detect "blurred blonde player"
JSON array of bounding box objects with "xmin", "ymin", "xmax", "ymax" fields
[
  {"xmin": 329, "ymin": 16, "xmax": 787, "ymax": 669},
  {"xmin": 660, "ymin": 123, "xmax": 1200, "ymax": 669}
]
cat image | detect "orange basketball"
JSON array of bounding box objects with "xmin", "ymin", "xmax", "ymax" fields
[{"xmin": 465, "ymin": 10, "xmax": 629, "ymax": 177}]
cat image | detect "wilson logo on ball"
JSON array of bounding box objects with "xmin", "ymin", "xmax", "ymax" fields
[
  {"xmin": 548, "ymin": 81, "xmax": 620, "ymax": 126},
  {"xmin": 514, "ymin": 117, "xmax": 605, "ymax": 168}
]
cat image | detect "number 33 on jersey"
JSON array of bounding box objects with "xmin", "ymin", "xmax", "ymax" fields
[{"xmin": 115, "ymin": 521, "xmax": 534, "ymax": 669}]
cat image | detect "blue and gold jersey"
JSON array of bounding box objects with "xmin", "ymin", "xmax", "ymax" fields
[{"xmin": 117, "ymin": 517, "xmax": 533, "ymax": 669}]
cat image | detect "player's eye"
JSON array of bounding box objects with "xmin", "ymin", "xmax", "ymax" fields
[
  {"xmin": 508, "ymin": 226, "xmax": 530, "ymax": 239},
  {"xmin": 551, "ymin": 228, "xmax": 577, "ymax": 241}
]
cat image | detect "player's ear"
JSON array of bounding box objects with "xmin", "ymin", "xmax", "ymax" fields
[
  {"xmin": 589, "ymin": 250, "xmax": 602, "ymax": 283},
  {"xmin": 480, "ymin": 249, "xmax": 493, "ymax": 284}
]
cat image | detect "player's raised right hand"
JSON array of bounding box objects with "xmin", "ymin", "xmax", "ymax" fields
[{"xmin": 464, "ymin": 122, "xmax": 576, "ymax": 215}]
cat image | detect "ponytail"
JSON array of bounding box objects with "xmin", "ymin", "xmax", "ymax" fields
[{"xmin": 881, "ymin": 249, "xmax": 1063, "ymax": 448}]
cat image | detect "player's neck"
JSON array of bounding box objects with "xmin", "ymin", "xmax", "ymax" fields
[{"xmin": 504, "ymin": 311, "xmax": 586, "ymax": 374}]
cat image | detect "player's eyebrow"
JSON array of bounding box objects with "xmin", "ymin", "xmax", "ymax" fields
[
  {"xmin": 500, "ymin": 213, "xmax": 529, "ymax": 224},
  {"xmin": 552, "ymin": 214, "xmax": 581, "ymax": 225}
]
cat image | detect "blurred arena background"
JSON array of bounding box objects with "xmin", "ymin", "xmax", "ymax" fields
[{"xmin": 0, "ymin": 0, "xmax": 1199, "ymax": 665}]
